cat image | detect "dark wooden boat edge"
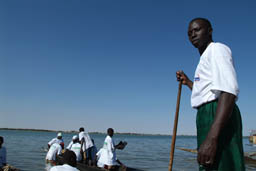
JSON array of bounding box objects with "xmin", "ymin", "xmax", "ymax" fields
[
  {"xmin": 77, "ymin": 162, "xmax": 143, "ymax": 171},
  {"xmin": 56, "ymin": 156, "xmax": 144, "ymax": 171}
]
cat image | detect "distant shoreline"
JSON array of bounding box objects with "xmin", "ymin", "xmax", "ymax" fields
[
  {"xmin": 0, "ymin": 128, "xmax": 250, "ymax": 138},
  {"xmin": 0, "ymin": 127, "xmax": 195, "ymax": 137}
]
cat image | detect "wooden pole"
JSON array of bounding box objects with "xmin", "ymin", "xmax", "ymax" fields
[{"xmin": 168, "ymin": 81, "xmax": 182, "ymax": 171}]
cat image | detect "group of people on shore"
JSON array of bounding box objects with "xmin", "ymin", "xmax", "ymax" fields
[{"xmin": 45, "ymin": 127, "xmax": 126, "ymax": 171}]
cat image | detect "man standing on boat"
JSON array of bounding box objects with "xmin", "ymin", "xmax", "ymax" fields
[
  {"xmin": 48, "ymin": 132, "xmax": 64, "ymax": 149},
  {"xmin": 78, "ymin": 127, "xmax": 94, "ymax": 165},
  {"xmin": 176, "ymin": 18, "xmax": 245, "ymax": 170},
  {"xmin": 97, "ymin": 128, "xmax": 125, "ymax": 169}
]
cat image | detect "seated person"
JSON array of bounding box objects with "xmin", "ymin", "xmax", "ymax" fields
[
  {"xmin": 50, "ymin": 149, "xmax": 79, "ymax": 171},
  {"xmin": 46, "ymin": 142, "xmax": 64, "ymax": 165},
  {"xmin": 0, "ymin": 136, "xmax": 7, "ymax": 169}
]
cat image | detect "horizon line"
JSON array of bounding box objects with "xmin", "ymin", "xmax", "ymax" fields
[{"xmin": 0, "ymin": 127, "xmax": 198, "ymax": 136}]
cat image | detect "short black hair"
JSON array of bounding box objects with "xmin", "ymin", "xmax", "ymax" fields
[
  {"xmin": 189, "ymin": 17, "xmax": 212, "ymax": 30},
  {"xmin": 107, "ymin": 128, "xmax": 114, "ymax": 134},
  {"xmin": 79, "ymin": 127, "xmax": 84, "ymax": 132},
  {"xmin": 62, "ymin": 149, "xmax": 77, "ymax": 167}
]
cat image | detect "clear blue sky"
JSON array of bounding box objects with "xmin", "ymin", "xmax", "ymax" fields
[{"xmin": 0, "ymin": 0, "xmax": 255, "ymax": 135}]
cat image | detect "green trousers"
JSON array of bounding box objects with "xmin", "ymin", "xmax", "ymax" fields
[{"xmin": 197, "ymin": 101, "xmax": 245, "ymax": 171}]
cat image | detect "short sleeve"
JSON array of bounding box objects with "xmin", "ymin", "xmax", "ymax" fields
[
  {"xmin": 78, "ymin": 133, "xmax": 82, "ymax": 141},
  {"xmin": 210, "ymin": 44, "xmax": 239, "ymax": 96}
]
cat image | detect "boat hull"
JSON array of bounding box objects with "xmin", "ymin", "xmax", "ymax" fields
[
  {"xmin": 76, "ymin": 163, "xmax": 141, "ymax": 171},
  {"xmin": 56, "ymin": 156, "xmax": 142, "ymax": 171}
]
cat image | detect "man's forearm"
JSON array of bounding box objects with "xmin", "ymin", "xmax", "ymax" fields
[
  {"xmin": 187, "ymin": 80, "xmax": 193, "ymax": 90},
  {"xmin": 207, "ymin": 92, "xmax": 236, "ymax": 140}
]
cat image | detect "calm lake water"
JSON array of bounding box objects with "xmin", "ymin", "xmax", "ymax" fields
[{"xmin": 0, "ymin": 130, "xmax": 255, "ymax": 171}]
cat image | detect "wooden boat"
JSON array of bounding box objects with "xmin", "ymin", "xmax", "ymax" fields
[
  {"xmin": 76, "ymin": 162, "xmax": 142, "ymax": 171},
  {"xmin": 177, "ymin": 147, "xmax": 256, "ymax": 166},
  {"xmin": 56, "ymin": 156, "xmax": 143, "ymax": 171}
]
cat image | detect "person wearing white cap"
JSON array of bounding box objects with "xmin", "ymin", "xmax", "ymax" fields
[
  {"xmin": 48, "ymin": 132, "xmax": 64, "ymax": 149},
  {"xmin": 68, "ymin": 135, "xmax": 82, "ymax": 162},
  {"xmin": 66, "ymin": 135, "xmax": 76, "ymax": 150}
]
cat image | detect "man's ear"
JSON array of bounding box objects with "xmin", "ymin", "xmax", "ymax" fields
[{"xmin": 208, "ymin": 27, "xmax": 213, "ymax": 37}]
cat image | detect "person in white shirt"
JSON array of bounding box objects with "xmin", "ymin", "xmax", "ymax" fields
[
  {"xmin": 176, "ymin": 18, "xmax": 244, "ymax": 170},
  {"xmin": 96, "ymin": 148, "xmax": 106, "ymax": 168},
  {"xmin": 50, "ymin": 149, "xmax": 79, "ymax": 171},
  {"xmin": 78, "ymin": 127, "xmax": 94, "ymax": 165},
  {"xmin": 97, "ymin": 128, "xmax": 125, "ymax": 170},
  {"xmin": 46, "ymin": 142, "xmax": 64, "ymax": 165},
  {"xmin": 0, "ymin": 136, "xmax": 7, "ymax": 169},
  {"xmin": 66, "ymin": 135, "xmax": 77, "ymax": 150},
  {"xmin": 69, "ymin": 136, "xmax": 82, "ymax": 162},
  {"xmin": 48, "ymin": 132, "xmax": 64, "ymax": 149}
]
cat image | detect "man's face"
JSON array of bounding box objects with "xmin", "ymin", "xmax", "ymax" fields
[
  {"xmin": 188, "ymin": 20, "xmax": 211, "ymax": 49},
  {"xmin": 109, "ymin": 130, "xmax": 114, "ymax": 137}
]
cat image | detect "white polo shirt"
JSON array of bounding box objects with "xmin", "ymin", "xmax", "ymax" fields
[
  {"xmin": 70, "ymin": 143, "xmax": 82, "ymax": 161},
  {"xmin": 78, "ymin": 131, "xmax": 93, "ymax": 151},
  {"xmin": 48, "ymin": 138, "xmax": 64, "ymax": 146},
  {"xmin": 100, "ymin": 135, "xmax": 117, "ymax": 166},
  {"xmin": 46, "ymin": 143, "xmax": 62, "ymax": 161},
  {"xmin": 191, "ymin": 42, "xmax": 239, "ymax": 108},
  {"xmin": 96, "ymin": 148, "xmax": 106, "ymax": 168},
  {"xmin": 66, "ymin": 141, "xmax": 73, "ymax": 150},
  {"xmin": 50, "ymin": 164, "xmax": 79, "ymax": 171}
]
